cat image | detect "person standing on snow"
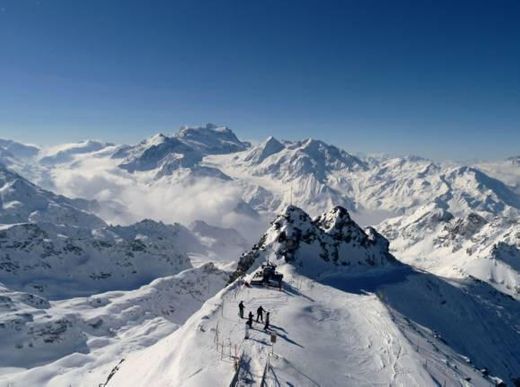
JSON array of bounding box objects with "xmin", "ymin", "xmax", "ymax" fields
[
  {"xmin": 264, "ymin": 312, "xmax": 270, "ymax": 331},
  {"xmin": 247, "ymin": 311, "xmax": 254, "ymax": 328},
  {"xmin": 245, "ymin": 321, "xmax": 250, "ymax": 339},
  {"xmin": 256, "ymin": 306, "xmax": 265, "ymax": 323},
  {"xmin": 238, "ymin": 301, "xmax": 245, "ymax": 318}
]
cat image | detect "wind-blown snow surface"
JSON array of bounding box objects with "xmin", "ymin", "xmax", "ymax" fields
[{"xmin": 110, "ymin": 206, "xmax": 520, "ymax": 386}]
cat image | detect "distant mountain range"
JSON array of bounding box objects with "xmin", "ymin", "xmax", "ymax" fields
[{"xmin": 1, "ymin": 124, "xmax": 520, "ymax": 385}]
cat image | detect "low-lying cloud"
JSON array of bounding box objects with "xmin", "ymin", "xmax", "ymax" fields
[{"xmin": 50, "ymin": 156, "xmax": 266, "ymax": 241}]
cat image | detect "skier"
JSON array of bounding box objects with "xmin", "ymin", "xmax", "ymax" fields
[
  {"xmin": 247, "ymin": 311, "xmax": 254, "ymax": 328},
  {"xmin": 245, "ymin": 321, "xmax": 250, "ymax": 339},
  {"xmin": 238, "ymin": 301, "xmax": 245, "ymax": 319},
  {"xmin": 256, "ymin": 306, "xmax": 265, "ymax": 323},
  {"xmin": 264, "ymin": 312, "xmax": 270, "ymax": 331}
]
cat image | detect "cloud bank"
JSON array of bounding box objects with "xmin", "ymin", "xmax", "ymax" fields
[{"xmin": 50, "ymin": 155, "xmax": 265, "ymax": 241}]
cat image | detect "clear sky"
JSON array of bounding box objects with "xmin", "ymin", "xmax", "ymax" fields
[{"xmin": 0, "ymin": 0, "xmax": 519, "ymax": 160}]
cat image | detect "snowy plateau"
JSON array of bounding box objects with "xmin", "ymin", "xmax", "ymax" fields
[{"xmin": 0, "ymin": 124, "xmax": 520, "ymax": 386}]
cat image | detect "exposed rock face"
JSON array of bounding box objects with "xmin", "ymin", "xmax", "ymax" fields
[
  {"xmin": 444, "ymin": 213, "xmax": 488, "ymax": 240},
  {"xmin": 230, "ymin": 205, "xmax": 396, "ymax": 281}
]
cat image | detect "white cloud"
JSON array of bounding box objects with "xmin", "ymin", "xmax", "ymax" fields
[{"xmin": 50, "ymin": 155, "xmax": 265, "ymax": 241}]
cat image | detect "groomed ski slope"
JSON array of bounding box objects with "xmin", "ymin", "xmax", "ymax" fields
[{"xmin": 109, "ymin": 265, "xmax": 497, "ymax": 387}]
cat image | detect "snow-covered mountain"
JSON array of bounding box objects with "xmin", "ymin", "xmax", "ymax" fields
[
  {"xmin": 0, "ymin": 160, "xmax": 245, "ymax": 384},
  {"xmin": 0, "ymin": 138, "xmax": 40, "ymax": 160},
  {"xmin": 231, "ymin": 205, "xmax": 396, "ymax": 281},
  {"xmin": 204, "ymin": 136, "xmax": 367, "ymax": 215},
  {"xmin": 2, "ymin": 126, "xmax": 520, "ymax": 386},
  {"xmin": 176, "ymin": 123, "xmax": 250, "ymax": 155},
  {"xmin": 39, "ymin": 140, "xmax": 114, "ymax": 166},
  {"xmin": 204, "ymin": 135, "xmax": 520, "ymax": 223},
  {"xmin": 236, "ymin": 136, "xmax": 367, "ymax": 180},
  {"xmin": 0, "ymin": 263, "xmax": 230, "ymax": 386},
  {"xmin": 189, "ymin": 220, "xmax": 249, "ymax": 261},
  {"xmin": 0, "ymin": 164, "xmax": 217, "ymax": 298},
  {"xmin": 378, "ymin": 202, "xmax": 520, "ymax": 298},
  {"xmin": 109, "ymin": 206, "xmax": 520, "ymax": 386},
  {"xmin": 116, "ymin": 134, "xmax": 203, "ymax": 173},
  {"xmin": 115, "ymin": 123, "xmax": 249, "ymax": 177},
  {"xmin": 0, "ymin": 164, "xmax": 102, "ymax": 228}
]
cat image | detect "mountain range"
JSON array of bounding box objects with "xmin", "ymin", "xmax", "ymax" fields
[{"xmin": 1, "ymin": 124, "xmax": 520, "ymax": 386}]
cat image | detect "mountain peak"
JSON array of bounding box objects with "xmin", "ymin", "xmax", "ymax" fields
[
  {"xmin": 243, "ymin": 136, "xmax": 285, "ymax": 164},
  {"xmin": 279, "ymin": 204, "xmax": 313, "ymax": 224},
  {"xmin": 145, "ymin": 133, "xmax": 169, "ymax": 145},
  {"xmin": 0, "ymin": 138, "xmax": 40, "ymax": 159},
  {"xmin": 231, "ymin": 205, "xmax": 396, "ymax": 281},
  {"xmin": 175, "ymin": 124, "xmax": 249, "ymax": 155},
  {"xmin": 314, "ymin": 205, "xmax": 352, "ymax": 233}
]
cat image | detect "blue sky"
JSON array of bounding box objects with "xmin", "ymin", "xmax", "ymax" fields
[{"xmin": 0, "ymin": 0, "xmax": 519, "ymax": 160}]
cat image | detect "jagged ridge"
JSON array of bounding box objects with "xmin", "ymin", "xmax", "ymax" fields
[{"xmin": 231, "ymin": 205, "xmax": 396, "ymax": 281}]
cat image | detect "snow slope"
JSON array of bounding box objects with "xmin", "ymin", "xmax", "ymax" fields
[
  {"xmin": 110, "ymin": 261, "xmax": 519, "ymax": 386},
  {"xmin": 0, "ymin": 138, "xmax": 40, "ymax": 160},
  {"xmin": 475, "ymin": 157, "xmax": 520, "ymax": 195},
  {"xmin": 0, "ymin": 164, "xmax": 101, "ymax": 227},
  {"xmin": 39, "ymin": 140, "xmax": 113, "ymax": 166},
  {"xmin": 379, "ymin": 202, "xmax": 520, "ymax": 298},
  {"xmin": 0, "ymin": 164, "xmax": 216, "ymax": 298},
  {"xmin": 2, "ymin": 127, "xmax": 520, "ymax": 385},
  {"xmin": 204, "ymin": 136, "xmax": 520, "ymax": 226},
  {"xmin": 110, "ymin": 206, "xmax": 520, "ymax": 386},
  {"xmin": 0, "ymin": 263, "xmax": 230, "ymax": 387}
]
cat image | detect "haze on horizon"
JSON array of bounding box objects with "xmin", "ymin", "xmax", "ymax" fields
[{"xmin": 0, "ymin": 0, "xmax": 519, "ymax": 161}]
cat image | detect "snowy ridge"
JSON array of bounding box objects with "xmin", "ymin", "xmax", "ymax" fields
[
  {"xmin": 0, "ymin": 220, "xmax": 197, "ymax": 298},
  {"xmin": 0, "ymin": 164, "xmax": 102, "ymax": 228},
  {"xmin": 0, "ymin": 263, "xmax": 230, "ymax": 386},
  {"xmin": 0, "ymin": 138, "xmax": 40, "ymax": 160},
  {"xmin": 106, "ymin": 206, "xmax": 520, "ymax": 386},
  {"xmin": 379, "ymin": 202, "xmax": 520, "ymax": 298},
  {"xmin": 39, "ymin": 140, "xmax": 113, "ymax": 166},
  {"xmin": 0, "ymin": 164, "xmax": 212, "ymax": 298},
  {"xmin": 115, "ymin": 124, "xmax": 249, "ymax": 176},
  {"xmin": 109, "ymin": 260, "xmax": 520, "ymax": 386},
  {"xmin": 232, "ymin": 205, "xmax": 396, "ymax": 281}
]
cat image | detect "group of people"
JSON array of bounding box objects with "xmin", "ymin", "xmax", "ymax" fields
[{"xmin": 238, "ymin": 301, "xmax": 270, "ymax": 335}]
